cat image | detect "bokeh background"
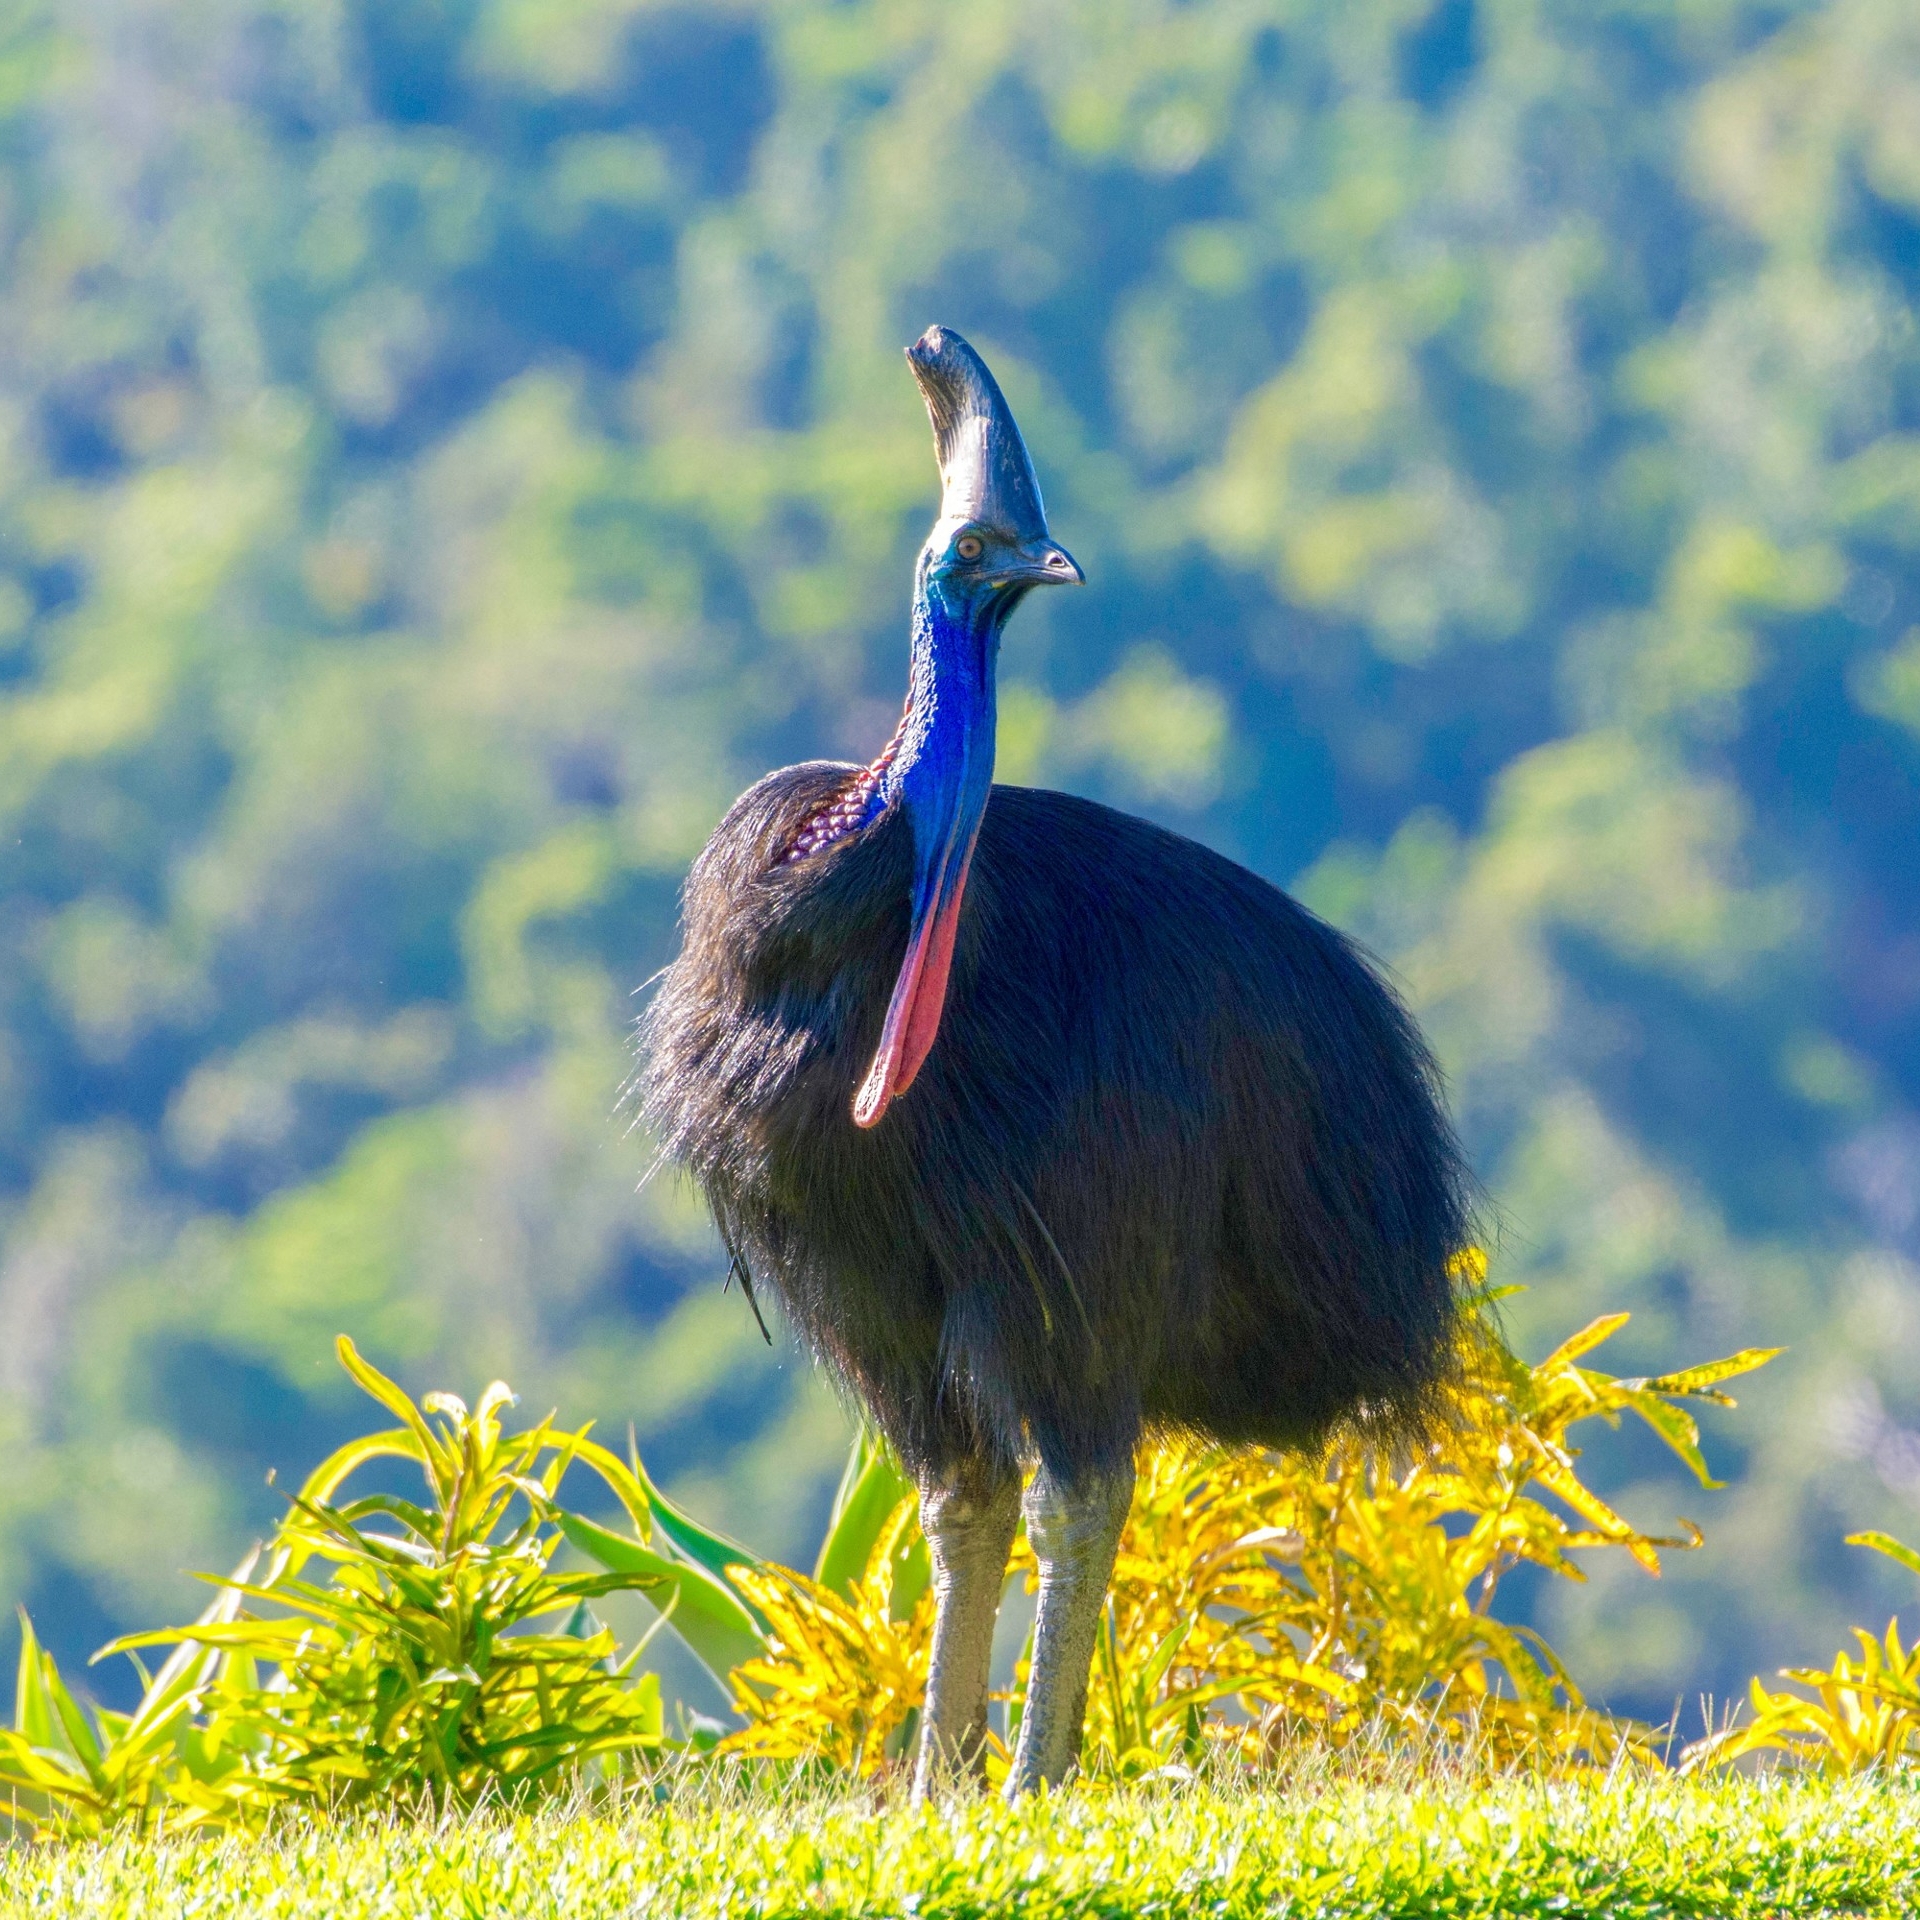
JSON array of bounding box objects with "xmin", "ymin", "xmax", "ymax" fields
[{"xmin": 4, "ymin": 0, "xmax": 1920, "ymax": 1726}]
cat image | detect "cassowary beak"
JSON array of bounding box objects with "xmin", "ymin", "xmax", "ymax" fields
[{"xmin": 981, "ymin": 539, "xmax": 1083, "ymax": 589}]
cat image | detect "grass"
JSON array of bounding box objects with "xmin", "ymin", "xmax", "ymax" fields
[{"xmin": 2, "ymin": 1769, "xmax": 1914, "ymax": 1918}]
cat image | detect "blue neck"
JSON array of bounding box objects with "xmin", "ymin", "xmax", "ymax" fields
[
  {"xmin": 880, "ymin": 575, "xmax": 1016, "ymax": 847},
  {"xmin": 846, "ymin": 564, "xmax": 1045, "ymax": 1125}
]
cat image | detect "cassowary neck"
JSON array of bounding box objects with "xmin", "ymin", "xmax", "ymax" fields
[
  {"xmin": 783, "ymin": 576, "xmax": 1015, "ymax": 864},
  {"xmin": 883, "ymin": 576, "xmax": 1007, "ymax": 820}
]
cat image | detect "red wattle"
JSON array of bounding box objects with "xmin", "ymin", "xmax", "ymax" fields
[
  {"xmin": 852, "ymin": 844, "xmax": 976, "ymax": 1129},
  {"xmin": 896, "ymin": 851, "xmax": 972, "ymax": 1095}
]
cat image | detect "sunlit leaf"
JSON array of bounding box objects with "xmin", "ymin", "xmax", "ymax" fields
[
  {"xmin": 629, "ymin": 1457, "xmax": 763, "ymax": 1586},
  {"xmin": 1538, "ymin": 1313, "xmax": 1632, "ymax": 1370},
  {"xmin": 1849, "ymin": 1531, "xmax": 1920, "ymax": 1582},
  {"xmin": 333, "ymin": 1337, "xmax": 455, "ymax": 1492},
  {"xmin": 555, "ymin": 1512, "xmax": 766, "ymax": 1683}
]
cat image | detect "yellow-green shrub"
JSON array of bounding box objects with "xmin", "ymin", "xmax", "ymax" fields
[
  {"xmin": 1688, "ymin": 1532, "xmax": 1920, "ymax": 1774},
  {"xmin": 719, "ymin": 1271, "xmax": 1777, "ymax": 1778},
  {"xmin": 0, "ymin": 1340, "xmax": 696, "ymax": 1833},
  {"xmin": 0, "ymin": 1276, "xmax": 1791, "ymax": 1831}
]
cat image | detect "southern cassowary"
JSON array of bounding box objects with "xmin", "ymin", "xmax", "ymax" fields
[{"xmin": 644, "ymin": 326, "xmax": 1471, "ymax": 1795}]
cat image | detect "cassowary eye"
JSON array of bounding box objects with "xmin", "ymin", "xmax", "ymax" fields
[{"xmin": 955, "ymin": 534, "xmax": 983, "ymax": 562}]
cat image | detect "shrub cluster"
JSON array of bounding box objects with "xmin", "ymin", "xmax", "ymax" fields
[{"xmin": 2, "ymin": 1271, "xmax": 1914, "ymax": 1837}]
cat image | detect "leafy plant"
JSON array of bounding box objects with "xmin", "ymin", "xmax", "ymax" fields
[
  {"xmin": 1687, "ymin": 1532, "xmax": 1920, "ymax": 1774},
  {"xmin": 0, "ymin": 1572, "xmax": 265, "ymax": 1835},
  {"xmin": 566, "ymin": 1422, "xmax": 937, "ymax": 1777},
  {"xmin": 0, "ymin": 1284, "xmax": 1780, "ymax": 1830},
  {"xmin": 1057, "ymin": 1276, "xmax": 1775, "ymax": 1774},
  {"xmin": 722, "ymin": 1499, "xmax": 933, "ymax": 1776},
  {"xmin": 675, "ymin": 1266, "xmax": 1777, "ymax": 1779},
  {"xmin": 1, "ymin": 1339, "xmax": 713, "ymax": 1833}
]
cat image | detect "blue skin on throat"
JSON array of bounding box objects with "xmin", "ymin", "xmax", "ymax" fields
[
  {"xmin": 785, "ymin": 552, "xmax": 1024, "ymax": 872},
  {"xmin": 880, "ymin": 566, "xmax": 1017, "ymax": 898}
]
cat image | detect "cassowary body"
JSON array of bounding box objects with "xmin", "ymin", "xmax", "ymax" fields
[{"xmin": 645, "ymin": 327, "xmax": 1470, "ymax": 1796}]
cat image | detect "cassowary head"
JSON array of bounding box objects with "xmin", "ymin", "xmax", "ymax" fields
[{"xmin": 907, "ymin": 326, "xmax": 1083, "ymax": 601}]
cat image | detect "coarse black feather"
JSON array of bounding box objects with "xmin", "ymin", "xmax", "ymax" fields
[{"xmin": 643, "ymin": 763, "xmax": 1472, "ymax": 1486}]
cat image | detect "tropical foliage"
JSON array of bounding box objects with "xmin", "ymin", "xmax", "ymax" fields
[
  {"xmin": 20, "ymin": 1274, "xmax": 1920, "ymax": 1837},
  {"xmin": 722, "ymin": 1487, "xmax": 933, "ymax": 1775},
  {"xmin": 0, "ymin": 1339, "xmax": 683, "ymax": 1833},
  {"xmin": 1689, "ymin": 1531, "xmax": 1920, "ymax": 1774},
  {"xmin": 1, "ymin": 1289, "xmax": 1779, "ymax": 1833},
  {"xmin": 8, "ymin": 0, "xmax": 1920, "ymax": 1736},
  {"xmin": 705, "ymin": 1277, "xmax": 1778, "ymax": 1779}
]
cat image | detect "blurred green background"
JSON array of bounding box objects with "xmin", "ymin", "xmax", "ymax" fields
[{"xmin": 4, "ymin": 0, "xmax": 1920, "ymax": 1725}]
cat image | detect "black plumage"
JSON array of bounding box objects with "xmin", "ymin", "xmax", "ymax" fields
[{"xmin": 644, "ymin": 765, "xmax": 1470, "ymax": 1486}]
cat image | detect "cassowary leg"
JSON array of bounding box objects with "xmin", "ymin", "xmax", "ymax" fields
[
  {"xmin": 1005, "ymin": 1458, "xmax": 1135, "ymax": 1796},
  {"xmin": 911, "ymin": 1466, "xmax": 1020, "ymax": 1799}
]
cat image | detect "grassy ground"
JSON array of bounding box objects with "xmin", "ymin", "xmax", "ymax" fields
[{"xmin": 0, "ymin": 1771, "xmax": 1914, "ymax": 1919}]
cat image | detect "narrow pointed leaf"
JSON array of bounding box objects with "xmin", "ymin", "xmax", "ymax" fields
[
  {"xmin": 13, "ymin": 1614, "xmax": 56, "ymax": 1749},
  {"xmin": 890, "ymin": 1531, "xmax": 933, "ymax": 1622},
  {"xmin": 555, "ymin": 1513, "xmax": 766, "ymax": 1683},
  {"xmin": 332, "ymin": 1493, "xmax": 441, "ymax": 1539},
  {"xmin": 626, "ymin": 1455, "xmax": 762, "ymax": 1583},
  {"xmin": 333, "ymin": 1336, "xmax": 454, "ymax": 1487},
  {"xmin": 1850, "ymin": 1530, "xmax": 1920, "ymax": 1581},
  {"xmin": 118, "ymin": 1551, "xmax": 258, "ymax": 1743},
  {"xmin": 47, "ymin": 1681, "xmax": 104, "ymax": 1788},
  {"xmin": 296, "ymin": 1429, "xmax": 420, "ymax": 1509},
  {"xmin": 1640, "ymin": 1347, "xmax": 1782, "ymax": 1398},
  {"xmin": 814, "ymin": 1439, "xmax": 915, "ymax": 1596},
  {"xmin": 565, "ymin": 1435, "xmax": 653, "ymax": 1542},
  {"xmin": 1613, "ymin": 1388, "xmax": 1720, "ymax": 1488},
  {"xmin": 1538, "ymin": 1313, "xmax": 1631, "ymax": 1370}
]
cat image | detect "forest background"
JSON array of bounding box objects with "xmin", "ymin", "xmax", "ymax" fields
[{"xmin": 3, "ymin": 0, "xmax": 1920, "ymax": 1729}]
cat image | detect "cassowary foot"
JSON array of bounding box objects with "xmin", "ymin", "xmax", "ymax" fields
[
  {"xmin": 1005, "ymin": 1457, "xmax": 1135, "ymax": 1797},
  {"xmin": 911, "ymin": 1466, "xmax": 1020, "ymax": 1800}
]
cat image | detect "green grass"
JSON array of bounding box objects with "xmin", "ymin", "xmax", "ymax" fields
[{"xmin": 2, "ymin": 1773, "xmax": 1914, "ymax": 1918}]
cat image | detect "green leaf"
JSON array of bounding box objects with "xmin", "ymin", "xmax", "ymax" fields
[
  {"xmin": 626, "ymin": 1451, "xmax": 763, "ymax": 1585},
  {"xmin": 557, "ymin": 1433, "xmax": 652, "ymax": 1542},
  {"xmin": 0, "ymin": 1729, "xmax": 95, "ymax": 1808},
  {"xmin": 1614, "ymin": 1387, "xmax": 1720, "ymax": 1488},
  {"xmin": 106, "ymin": 1617, "xmax": 318, "ymax": 1656},
  {"xmin": 296, "ymin": 1429, "xmax": 419, "ymax": 1508},
  {"xmin": 12, "ymin": 1612, "xmax": 55, "ymax": 1748},
  {"xmin": 333, "ymin": 1493, "xmax": 440, "ymax": 1539},
  {"xmin": 7, "ymin": 1622, "xmax": 107, "ymax": 1794},
  {"xmin": 109, "ymin": 1548, "xmax": 259, "ymax": 1738},
  {"xmin": 47, "ymin": 1679, "xmax": 104, "ymax": 1788},
  {"xmin": 814, "ymin": 1433, "xmax": 915, "ymax": 1597},
  {"xmin": 1538, "ymin": 1313, "xmax": 1631, "ymax": 1370},
  {"xmin": 1640, "ymin": 1347, "xmax": 1782, "ymax": 1399},
  {"xmin": 473, "ymin": 1378, "xmax": 519, "ymax": 1444},
  {"xmin": 628, "ymin": 1668, "xmax": 663, "ymax": 1740},
  {"xmin": 890, "ymin": 1532, "xmax": 933, "ymax": 1622},
  {"xmin": 555, "ymin": 1513, "xmax": 766, "ymax": 1685},
  {"xmin": 332, "ymin": 1337, "xmax": 455, "ymax": 1492},
  {"xmin": 1849, "ymin": 1530, "xmax": 1920, "ymax": 1581}
]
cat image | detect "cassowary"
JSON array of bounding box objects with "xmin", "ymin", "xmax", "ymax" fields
[{"xmin": 644, "ymin": 326, "xmax": 1470, "ymax": 1795}]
